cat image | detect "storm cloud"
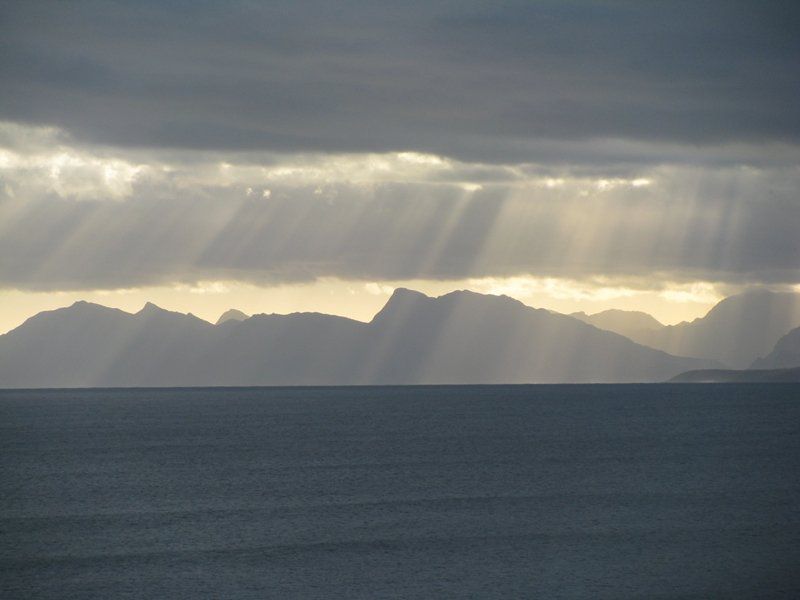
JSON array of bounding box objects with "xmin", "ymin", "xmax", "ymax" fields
[{"xmin": 1, "ymin": 1, "xmax": 799, "ymax": 163}]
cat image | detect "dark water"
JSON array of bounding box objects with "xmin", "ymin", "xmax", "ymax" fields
[{"xmin": 1, "ymin": 385, "xmax": 799, "ymax": 599}]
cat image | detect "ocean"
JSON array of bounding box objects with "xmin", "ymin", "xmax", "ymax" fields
[{"xmin": 1, "ymin": 384, "xmax": 799, "ymax": 599}]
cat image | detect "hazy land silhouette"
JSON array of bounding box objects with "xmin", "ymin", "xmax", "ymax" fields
[{"xmin": 3, "ymin": 288, "xmax": 800, "ymax": 388}]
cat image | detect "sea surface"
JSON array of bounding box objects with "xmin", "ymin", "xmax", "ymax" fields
[{"xmin": 1, "ymin": 384, "xmax": 799, "ymax": 599}]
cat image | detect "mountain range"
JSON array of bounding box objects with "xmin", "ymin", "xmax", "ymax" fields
[
  {"xmin": 751, "ymin": 326, "xmax": 800, "ymax": 370},
  {"xmin": 634, "ymin": 291, "xmax": 800, "ymax": 368},
  {"xmin": 215, "ymin": 308, "xmax": 249, "ymax": 325},
  {"xmin": 671, "ymin": 324, "xmax": 800, "ymax": 383},
  {"xmin": 1, "ymin": 288, "xmax": 799, "ymax": 388},
  {"xmin": 570, "ymin": 292, "xmax": 800, "ymax": 368},
  {"xmin": 0, "ymin": 288, "xmax": 719, "ymax": 387},
  {"xmin": 570, "ymin": 309, "xmax": 664, "ymax": 345}
]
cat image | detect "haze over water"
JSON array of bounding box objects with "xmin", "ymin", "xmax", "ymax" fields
[{"xmin": 2, "ymin": 384, "xmax": 799, "ymax": 599}]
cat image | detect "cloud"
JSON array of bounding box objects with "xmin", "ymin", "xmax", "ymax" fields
[
  {"xmin": 658, "ymin": 282, "xmax": 721, "ymax": 305},
  {"xmin": 364, "ymin": 283, "xmax": 395, "ymax": 296},
  {"xmin": 466, "ymin": 277, "xmax": 641, "ymax": 303},
  {"xmin": 1, "ymin": 1, "xmax": 798, "ymax": 164},
  {"xmin": 1, "ymin": 125, "xmax": 797, "ymax": 291}
]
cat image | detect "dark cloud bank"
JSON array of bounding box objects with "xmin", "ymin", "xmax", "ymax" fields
[{"xmin": 1, "ymin": 1, "xmax": 799, "ymax": 163}]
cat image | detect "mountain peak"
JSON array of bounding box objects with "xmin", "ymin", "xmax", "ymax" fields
[
  {"xmin": 135, "ymin": 303, "xmax": 209, "ymax": 325},
  {"xmin": 700, "ymin": 289, "xmax": 798, "ymax": 322},
  {"xmin": 137, "ymin": 301, "xmax": 167, "ymax": 315},
  {"xmin": 64, "ymin": 300, "xmax": 101, "ymax": 310},
  {"xmin": 216, "ymin": 308, "xmax": 249, "ymax": 325},
  {"xmin": 370, "ymin": 288, "xmax": 432, "ymax": 323},
  {"xmin": 571, "ymin": 308, "xmax": 664, "ymax": 335},
  {"xmin": 389, "ymin": 287, "xmax": 428, "ymax": 301},
  {"xmin": 438, "ymin": 288, "xmax": 527, "ymax": 309},
  {"xmin": 370, "ymin": 288, "xmax": 526, "ymax": 323},
  {"xmin": 751, "ymin": 325, "xmax": 800, "ymax": 369},
  {"xmin": 644, "ymin": 288, "xmax": 800, "ymax": 368},
  {"xmin": 53, "ymin": 300, "xmax": 127, "ymax": 318}
]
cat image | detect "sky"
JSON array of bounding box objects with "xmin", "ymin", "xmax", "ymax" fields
[{"xmin": 1, "ymin": 1, "xmax": 799, "ymax": 333}]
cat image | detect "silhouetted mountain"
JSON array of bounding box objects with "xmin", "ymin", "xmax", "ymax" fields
[
  {"xmin": 0, "ymin": 302, "xmax": 218, "ymax": 388},
  {"xmin": 569, "ymin": 309, "xmax": 663, "ymax": 344},
  {"xmin": 359, "ymin": 289, "xmax": 715, "ymax": 384},
  {"xmin": 0, "ymin": 290, "xmax": 717, "ymax": 387},
  {"xmin": 216, "ymin": 308, "xmax": 249, "ymax": 325},
  {"xmin": 751, "ymin": 326, "xmax": 800, "ymax": 369},
  {"xmin": 670, "ymin": 367, "xmax": 800, "ymax": 383},
  {"xmin": 636, "ymin": 290, "xmax": 800, "ymax": 368}
]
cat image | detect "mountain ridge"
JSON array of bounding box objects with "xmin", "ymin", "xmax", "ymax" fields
[
  {"xmin": 627, "ymin": 290, "xmax": 800, "ymax": 368},
  {"xmin": 569, "ymin": 308, "xmax": 664, "ymax": 343},
  {"xmin": 216, "ymin": 308, "xmax": 249, "ymax": 325},
  {"xmin": 670, "ymin": 367, "xmax": 800, "ymax": 383},
  {"xmin": 750, "ymin": 325, "xmax": 800, "ymax": 370},
  {"xmin": 0, "ymin": 289, "xmax": 717, "ymax": 387}
]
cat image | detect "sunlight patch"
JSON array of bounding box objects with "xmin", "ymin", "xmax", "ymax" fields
[
  {"xmin": 466, "ymin": 276, "xmax": 640, "ymax": 302},
  {"xmin": 659, "ymin": 282, "xmax": 722, "ymax": 304},
  {"xmin": 364, "ymin": 282, "xmax": 395, "ymax": 296}
]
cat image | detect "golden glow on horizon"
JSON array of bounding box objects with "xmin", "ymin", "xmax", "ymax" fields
[{"xmin": 0, "ymin": 277, "xmax": 737, "ymax": 335}]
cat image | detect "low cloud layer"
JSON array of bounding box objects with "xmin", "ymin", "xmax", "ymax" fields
[{"xmin": 1, "ymin": 124, "xmax": 797, "ymax": 291}]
